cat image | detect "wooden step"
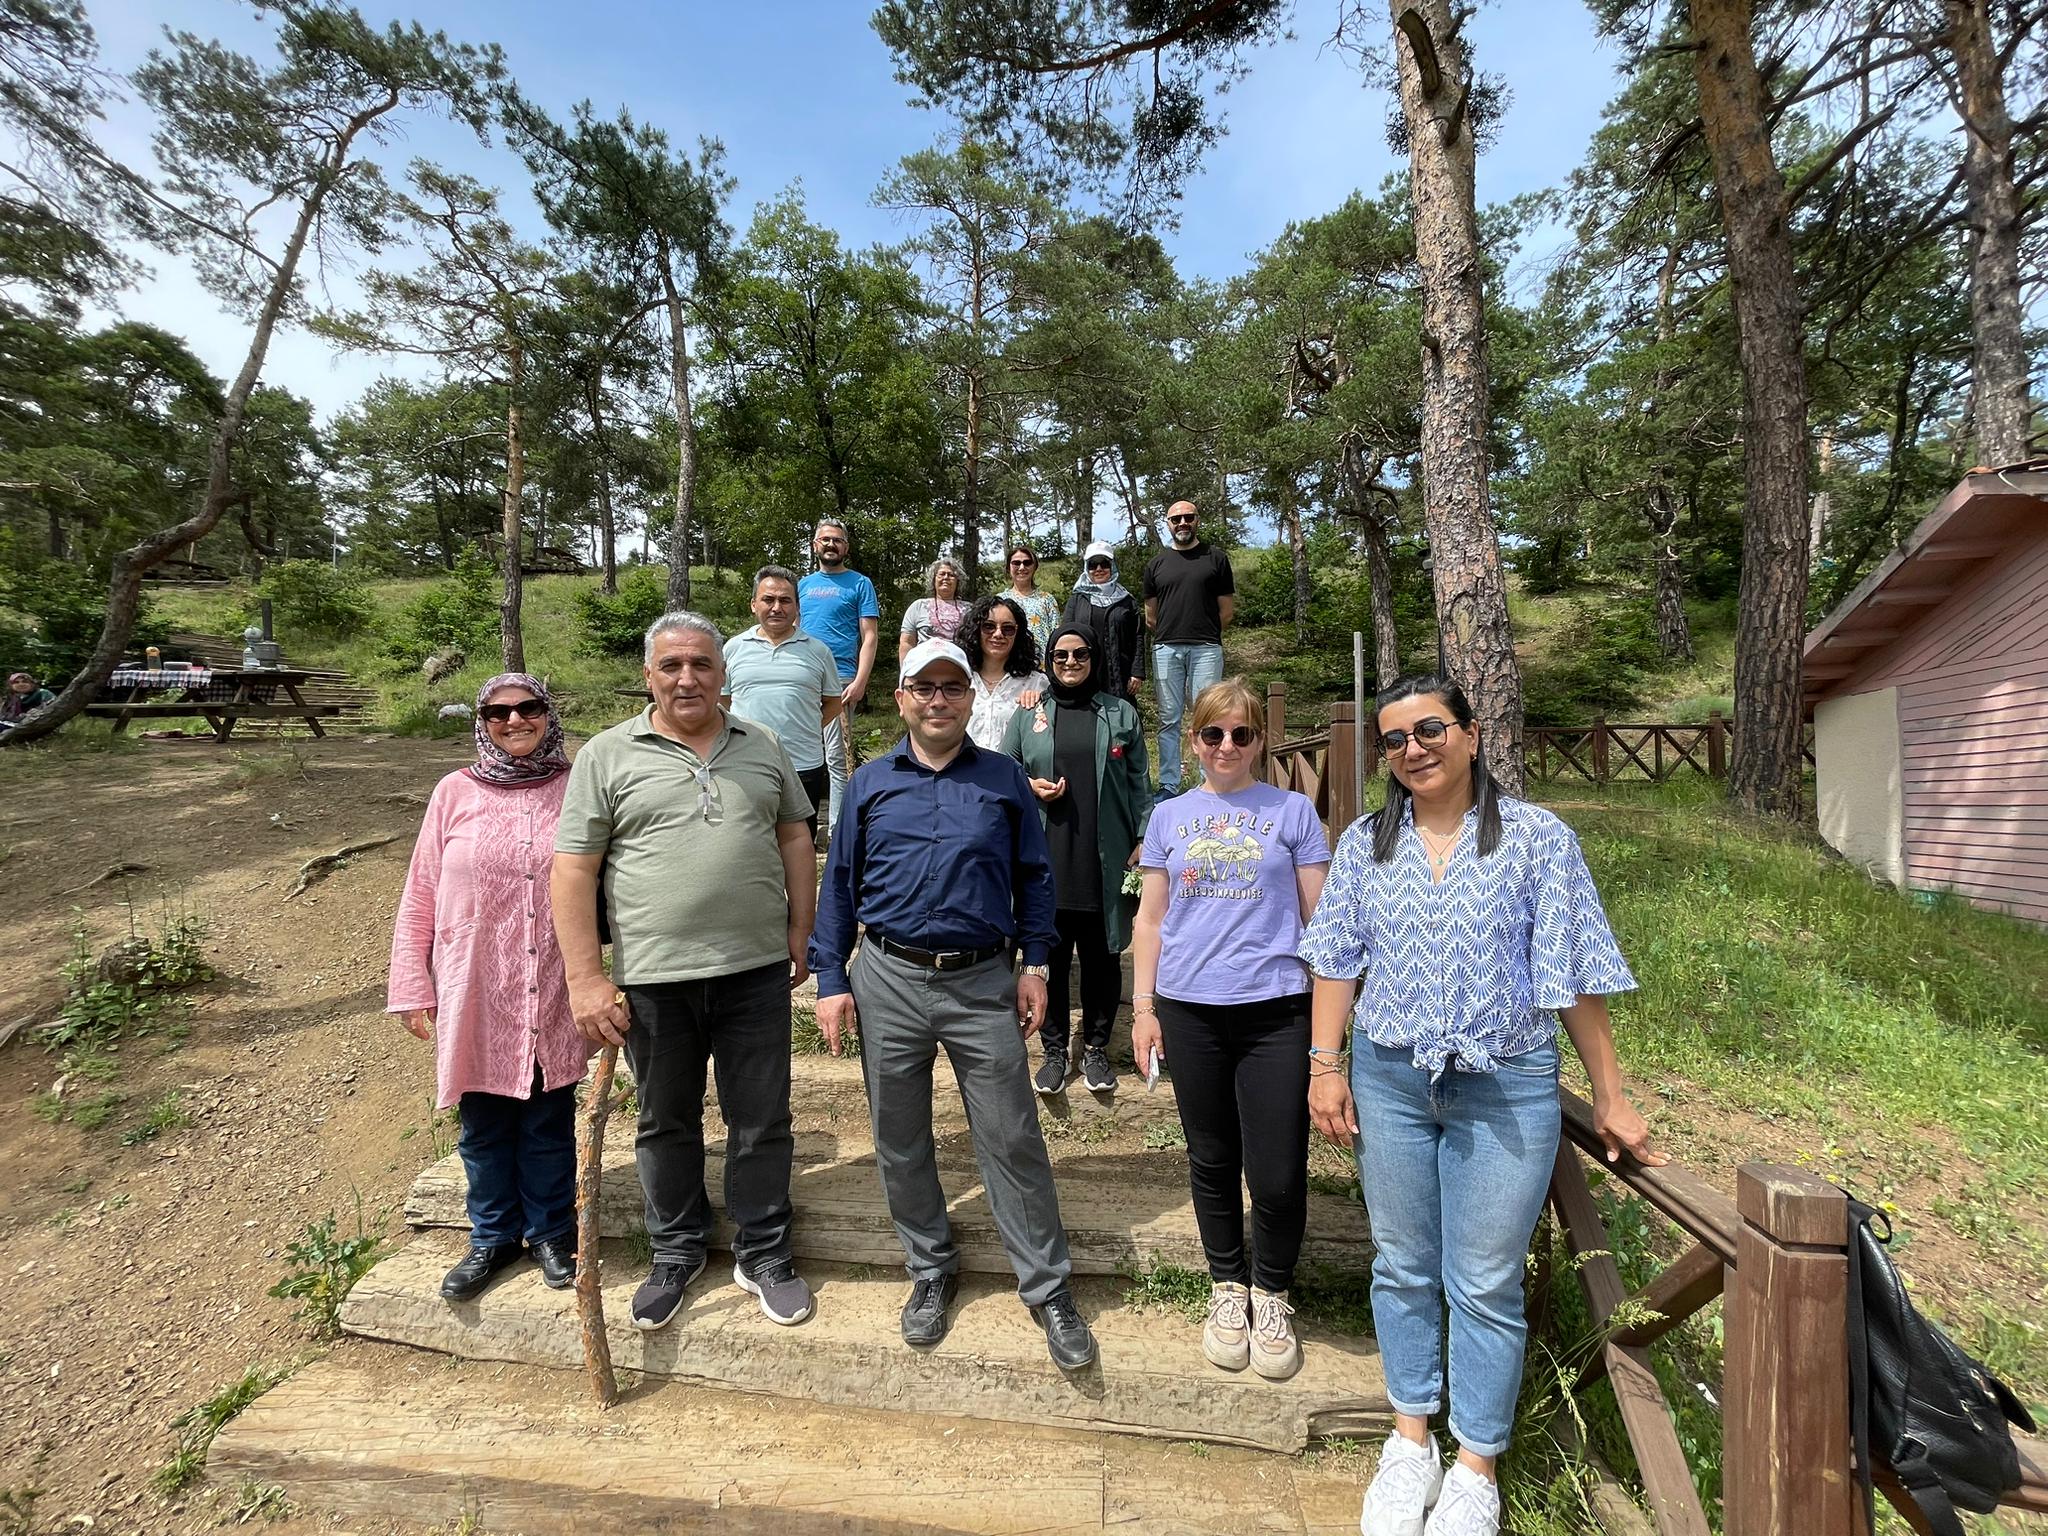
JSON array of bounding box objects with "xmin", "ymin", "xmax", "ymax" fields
[
  {"xmin": 210, "ymin": 1355, "xmax": 1374, "ymax": 1534},
  {"xmin": 341, "ymin": 1234, "xmax": 1389, "ymax": 1453},
  {"xmin": 406, "ymin": 1129, "xmax": 1372, "ymax": 1277}
]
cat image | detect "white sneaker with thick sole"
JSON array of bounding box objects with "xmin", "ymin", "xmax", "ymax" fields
[
  {"xmin": 1360, "ymin": 1429, "xmax": 1445, "ymax": 1536},
  {"xmin": 1201, "ymin": 1281, "xmax": 1251, "ymax": 1370},
  {"xmin": 1422, "ymin": 1462, "xmax": 1500, "ymax": 1536},
  {"xmin": 1248, "ymin": 1286, "xmax": 1301, "ymax": 1379}
]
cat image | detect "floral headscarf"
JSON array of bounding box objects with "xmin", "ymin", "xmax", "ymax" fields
[{"xmin": 467, "ymin": 672, "xmax": 570, "ymax": 788}]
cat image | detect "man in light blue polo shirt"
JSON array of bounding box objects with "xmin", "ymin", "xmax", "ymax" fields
[
  {"xmin": 797, "ymin": 518, "xmax": 879, "ymax": 841},
  {"xmin": 723, "ymin": 564, "xmax": 842, "ymax": 843}
]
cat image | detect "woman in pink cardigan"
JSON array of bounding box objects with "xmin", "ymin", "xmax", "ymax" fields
[{"xmin": 388, "ymin": 673, "xmax": 591, "ymax": 1301}]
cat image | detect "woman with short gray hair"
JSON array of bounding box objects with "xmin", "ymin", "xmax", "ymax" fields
[{"xmin": 898, "ymin": 557, "xmax": 970, "ymax": 660}]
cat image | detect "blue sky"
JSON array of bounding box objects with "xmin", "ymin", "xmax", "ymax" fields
[{"xmin": 83, "ymin": 0, "xmax": 1618, "ymax": 421}]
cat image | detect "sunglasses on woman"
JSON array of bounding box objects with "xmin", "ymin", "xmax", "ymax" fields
[
  {"xmin": 1008, "ymin": 557, "xmax": 1036, "ymax": 567},
  {"xmin": 479, "ymin": 698, "xmax": 547, "ymax": 723},
  {"xmin": 1086, "ymin": 559, "xmax": 1112, "ymax": 571},
  {"xmin": 1050, "ymin": 646, "xmax": 1090, "ymax": 664},
  {"xmin": 980, "ymin": 620, "xmax": 1018, "ymax": 637},
  {"xmin": 1197, "ymin": 725, "xmax": 1258, "ymax": 748},
  {"xmin": 1377, "ymin": 717, "xmax": 1451, "ymax": 753}
]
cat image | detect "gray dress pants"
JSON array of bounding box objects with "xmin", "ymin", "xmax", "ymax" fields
[{"xmin": 851, "ymin": 945, "xmax": 1073, "ymax": 1307}]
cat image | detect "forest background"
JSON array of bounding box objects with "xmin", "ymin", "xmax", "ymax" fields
[{"xmin": 0, "ymin": 0, "xmax": 2041, "ymax": 816}]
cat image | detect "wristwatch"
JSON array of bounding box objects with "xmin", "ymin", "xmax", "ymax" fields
[{"xmin": 1021, "ymin": 964, "xmax": 1050, "ymax": 980}]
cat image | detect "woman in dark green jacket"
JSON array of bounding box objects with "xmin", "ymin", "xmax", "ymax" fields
[{"xmin": 1002, "ymin": 623, "xmax": 1154, "ymax": 1096}]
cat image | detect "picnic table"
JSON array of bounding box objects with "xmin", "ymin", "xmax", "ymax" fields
[{"xmin": 85, "ymin": 667, "xmax": 342, "ymax": 741}]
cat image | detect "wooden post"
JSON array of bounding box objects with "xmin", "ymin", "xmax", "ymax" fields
[
  {"xmin": 1265, "ymin": 681, "xmax": 1287, "ymax": 784},
  {"xmin": 1592, "ymin": 717, "xmax": 1611, "ymax": 785},
  {"xmin": 1708, "ymin": 712, "xmax": 1727, "ymax": 778},
  {"xmin": 1328, "ymin": 702, "xmax": 1358, "ymax": 836},
  {"xmin": 1723, "ymin": 1165, "xmax": 1856, "ymax": 1536}
]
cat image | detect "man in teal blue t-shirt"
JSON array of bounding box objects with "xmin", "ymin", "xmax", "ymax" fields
[{"xmin": 797, "ymin": 517, "xmax": 879, "ymax": 839}]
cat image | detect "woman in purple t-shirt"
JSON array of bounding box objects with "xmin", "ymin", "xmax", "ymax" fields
[{"xmin": 1131, "ymin": 677, "xmax": 1330, "ymax": 1382}]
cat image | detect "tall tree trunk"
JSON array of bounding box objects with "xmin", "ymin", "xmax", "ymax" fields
[
  {"xmin": 46, "ymin": 505, "xmax": 64, "ymax": 560},
  {"xmin": 1390, "ymin": 0, "xmax": 1524, "ymax": 792},
  {"xmin": 1648, "ymin": 483, "xmax": 1694, "ymax": 660},
  {"xmin": 499, "ymin": 334, "xmax": 527, "ymax": 674},
  {"xmin": 1075, "ymin": 449, "xmax": 1095, "ymax": 548},
  {"xmin": 963, "ymin": 364, "xmax": 983, "ymax": 579},
  {"xmin": 1690, "ymin": 0, "xmax": 1811, "ymax": 821},
  {"xmin": 1343, "ymin": 443, "xmax": 1404, "ymax": 683},
  {"xmin": 585, "ymin": 371, "xmax": 619, "ymax": 595},
  {"xmin": 659, "ymin": 251, "xmax": 697, "ymax": 609},
  {"xmin": 1945, "ymin": 0, "xmax": 2033, "ymax": 464},
  {"xmin": 4, "ymin": 96, "xmax": 393, "ymax": 748},
  {"xmin": 1283, "ymin": 476, "xmax": 1309, "ymax": 647}
]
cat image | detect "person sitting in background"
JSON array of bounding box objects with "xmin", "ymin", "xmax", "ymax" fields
[
  {"xmin": 1, "ymin": 671, "xmax": 56, "ymax": 732},
  {"xmin": 1002, "ymin": 543, "xmax": 1063, "ymax": 661},
  {"xmin": 899, "ymin": 557, "xmax": 972, "ymax": 659},
  {"xmin": 960, "ymin": 593, "xmax": 1048, "ymax": 752},
  {"xmin": 1003, "ymin": 623, "xmax": 1152, "ymax": 1097},
  {"xmin": 1129, "ymin": 678, "xmax": 1329, "ymax": 1382},
  {"xmin": 1301, "ymin": 674, "xmax": 1660, "ymax": 1536},
  {"xmin": 387, "ymin": 673, "xmax": 591, "ymax": 1302},
  {"xmin": 1060, "ymin": 542, "xmax": 1144, "ymax": 704}
]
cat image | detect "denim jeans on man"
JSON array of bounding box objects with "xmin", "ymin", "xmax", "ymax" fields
[
  {"xmin": 459, "ymin": 1062, "xmax": 577, "ymax": 1248},
  {"xmin": 822, "ymin": 699, "xmax": 857, "ymax": 836},
  {"xmin": 1351, "ymin": 1037, "xmax": 1562, "ymax": 1458},
  {"xmin": 1151, "ymin": 641, "xmax": 1225, "ymax": 789},
  {"xmin": 622, "ymin": 959, "xmax": 795, "ymax": 1270}
]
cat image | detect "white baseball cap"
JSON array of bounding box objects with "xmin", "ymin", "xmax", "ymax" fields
[{"xmin": 900, "ymin": 637, "xmax": 971, "ymax": 682}]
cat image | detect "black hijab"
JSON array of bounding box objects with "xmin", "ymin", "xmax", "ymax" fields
[{"xmin": 1045, "ymin": 623, "xmax": 1100, "ymax": 709}]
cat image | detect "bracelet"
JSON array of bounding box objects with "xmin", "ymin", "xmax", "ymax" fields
[
  {"xmin": 1131, "ymin": 992, "xmax": 1154, "ymax": 1002},
  {"xmin": 1309, "ymin": 1062, "xmax": 1346, "ymax": 1078},
  {"xmin": 1307, "ymin": 1045, "xmax": 1344, "ymax": 1060}
]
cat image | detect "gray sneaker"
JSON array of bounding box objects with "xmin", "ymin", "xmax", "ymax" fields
[
  {"xmin": 1034, "ymin": 1053, "xmax": 1068, "ymax": 1096},
  {"xmin": 630, "ymin": 1255, "xmax": 706, "ymax": 1331},
  {"xmin": 734, "ymin": 1254, "xmax": 814, "ymax": 1326},
  {"xmin": 1081, "ymin": 1047, "xmax": 1116, "ymax": 1093}
]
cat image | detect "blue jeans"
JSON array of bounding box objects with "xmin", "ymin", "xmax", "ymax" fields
[
  {"xmin": 1152, "ymin": 641, "xmax": 1225, "ymax": 789},
  {"xmin": 1351, "ymin": 1037, "xmax": 1562, "ymax": 1458},
  {"xmin": 458, "ymin": 1064, "xmax": 577, "ymax": 1249}
]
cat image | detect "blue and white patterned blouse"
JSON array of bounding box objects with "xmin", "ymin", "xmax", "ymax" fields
[{"xmin": 1297, "ymin": 796, "xmax": 1635, "ymax": 1077}]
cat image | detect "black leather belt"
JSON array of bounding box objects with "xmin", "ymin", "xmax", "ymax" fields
[{"xmin": 872, "ymin": 935, "xmax": 1009, "ymax": 972}]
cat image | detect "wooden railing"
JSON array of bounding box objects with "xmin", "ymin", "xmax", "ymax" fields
[
  {"xmin": 1527, "ymin": 717, "xmax": 1818, "ymax": 785},
  {"xmin": 1263, "ymin": 682, "xmax": 1359, "ymax": 834},
  {"xmin": 1547, "ymin": 1091, "xmax": 2048, "ymax": 1534}
]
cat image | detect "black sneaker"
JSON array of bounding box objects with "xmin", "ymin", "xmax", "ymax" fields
[
  {"xmin": 1030, "ymin": 1289, "xmax": 1097, "ymax": 1371},
  {"xmin": 440, "ymin": 1242, "xmax": 524, "ymax": 1302},
  {"xmin": 631, "ymin": 1256, "xmax": 706, "ymax": 1331},
  {"xmin": 1081, "ymin": 1047, "xmax": 1116, "ymax": 1093},
  {"xmin": 901, "ymin": 1273, "xmax": 959, "ymax": 1347},
  {"xmin": 1033, "ymin": 1053, "xmax": 1068, "ymax": 1096},
  {"xmin": 734, "ymin": 1254, "xmax": 814, "ymax": 1325},
  {"xmin": 531, "ymin": 1234, "xmax": 577, "ymax": 1291}
]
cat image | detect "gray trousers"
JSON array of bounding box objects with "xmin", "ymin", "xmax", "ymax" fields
[{"xmin": 851, "ymin": 945, "xmax": 1073, "ymax": 1307}]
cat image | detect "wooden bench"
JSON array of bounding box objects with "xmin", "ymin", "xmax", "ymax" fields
[{"xmin": 84, "ymin": 693, "xmax": 344, "ymax": 741}]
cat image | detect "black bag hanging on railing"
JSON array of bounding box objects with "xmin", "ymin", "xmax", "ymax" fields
[{"xmin": 1846, "ymin": 1198, "xmax": 2036, "ymax": 1536}]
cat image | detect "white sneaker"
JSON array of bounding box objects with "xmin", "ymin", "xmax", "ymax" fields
[
  {"xmin": 1360, "ymin": 1430, "xmax": 1444, "ymax": 1536},
  {"xmin": 1201, "ymin": 1281, "xmax": 1250, "ymax": 1370},
  {"xmin": 1423, "ymin": 1463, "xmax": 1500, "ymax": 1536},
  {"xmin": 1248, "ymin": 1286, "xmax": 1301, "ymax": 1379}
]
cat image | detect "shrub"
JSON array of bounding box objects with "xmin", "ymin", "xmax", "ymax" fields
[
  {"xmin": 254, "ymin": 560, "xmax": 373, "ymax": 638},
  {"xmin": 384, "ymin": 551, "xmax": 499, "ymax": 666},
  {"xmin": 0, "ymin": 555, "xmax": 169, "ymax": 680},
  {"xmin": 1518, "ymin": 597, "xmax": 1663, "ymax": 725},
  {"xmin": 269, "ymin": 1199, "xmax": 386, "ymax": 1338},
  {"xmin": 576, "ymin": 565, "xmax": 669, "ymax": 657}
]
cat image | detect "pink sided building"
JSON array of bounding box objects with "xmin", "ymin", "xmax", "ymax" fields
[{"xmin": 1803, "ymin": 465, "xmax": 2048, "ymax": 927}]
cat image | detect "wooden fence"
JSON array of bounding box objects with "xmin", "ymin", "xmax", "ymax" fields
[
  {"xmin": 1547, "ymin": 1096, "xmax": 2046, "ymax": 1534},
  {"xmin": 1265, "ymin": 688, "xmax": 1814, "ymax": 793}
]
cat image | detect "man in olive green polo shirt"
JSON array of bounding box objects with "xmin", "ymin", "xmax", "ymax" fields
[{"xmin": 552, "ymin": 610, "xmax": 818, "ymax": 1333}]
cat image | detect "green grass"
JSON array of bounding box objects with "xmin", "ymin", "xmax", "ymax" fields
[
  {"xmin": 156, "ymin": 1365, "xmax": 284, "ymax": 1494},
  {"xmin": 1120, "ymin": 1257, "xmax": 1211, "ymax": 1324},
  {"xmin": 122, "ymin": 1089, "xmax": 189, "ymax": 1146}
]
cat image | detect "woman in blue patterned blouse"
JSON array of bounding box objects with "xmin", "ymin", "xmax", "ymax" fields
[{"xmin": 1299, "ymin": 674, "xmax": 1663, "ymax": 1536}]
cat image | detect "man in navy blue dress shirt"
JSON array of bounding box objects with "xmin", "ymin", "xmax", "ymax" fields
[{"xmin": 809, "ymin": 638, "xmax": 1097, "ymax": 1369}]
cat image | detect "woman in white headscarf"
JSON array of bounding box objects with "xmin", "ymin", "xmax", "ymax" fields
[{"xmin": 1059, "ymin": 541, "xmax": 1146, "ymax": 702}]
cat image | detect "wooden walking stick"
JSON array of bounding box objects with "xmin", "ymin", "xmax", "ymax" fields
[{"xmin": 575, "ymin": 1034, "xmax": 621, "ymax": 1407}]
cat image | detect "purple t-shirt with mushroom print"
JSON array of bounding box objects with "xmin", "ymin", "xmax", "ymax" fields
[{"xmin": 1141, "ymin": 782, "xmax": 1331, "ymax": 1005}]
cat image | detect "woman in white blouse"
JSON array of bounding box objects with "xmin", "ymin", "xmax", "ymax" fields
[{"xmin": 960, "ymin": 594, "xmax": 1047, "ymax": 751}]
